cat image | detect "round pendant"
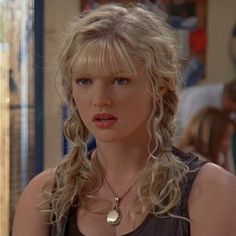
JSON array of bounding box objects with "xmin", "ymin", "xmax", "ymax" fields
[{"xmin": 106, "ymin": 208, "xmax": 121, "ymax": 226}]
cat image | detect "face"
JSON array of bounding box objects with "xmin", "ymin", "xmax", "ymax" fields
[
  {"xmin": 220, "ymin": 123, "xmax": 235, "ymax": 153},
  {"xmin": 71, "ymin": 62, "xmax": 154, "ymax": 144},
  {"xmin": 223, "ymin": 97, "xmax": 236, "ymax": 113}
]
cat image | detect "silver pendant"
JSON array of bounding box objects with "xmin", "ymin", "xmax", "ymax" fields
[{"xmin": 106, "ymin": 208, "xmax": 121, "ymax": 226}]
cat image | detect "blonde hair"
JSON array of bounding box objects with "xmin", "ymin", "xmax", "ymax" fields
[{"xmin": 44, "ymin": 3, "xmax": 188, "ymax": 229}]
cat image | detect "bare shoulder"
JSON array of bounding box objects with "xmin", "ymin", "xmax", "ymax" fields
[
  {"xmin": 12, "ymin": 168, "xmax": 55, "ymax": 236},
  {"xmin": 190, "ymin": 162, "xmax": 236, "ymax": 191},
  {"xmin": 188, "ymin": 163, "xmax": 236, "ymax": 236},
  {"xmin": 17, "ymin": 168, "xmax": 55, "ymax": 205}
]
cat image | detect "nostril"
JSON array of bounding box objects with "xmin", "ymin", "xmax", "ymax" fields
[{"xmin": 92, "ymin": 96, "xmax": 112, "ymax": 107}]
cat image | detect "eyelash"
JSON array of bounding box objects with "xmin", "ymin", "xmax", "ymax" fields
[
  {"xmin": 113, "ymin": 77, "xmax": 130, "ymax": 85},
  {"xmin": 75, "ymin": 78, "xmax": 91, "ymax": 86},
  {"xmin": 74, "ymin": 77, "xmax": 130, "ymax": 86}
]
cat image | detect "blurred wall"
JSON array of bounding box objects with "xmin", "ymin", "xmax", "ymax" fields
[
  {"xmin": 44, "ymin": 0, "xmax": 81, "ymax": 168},
  {"xmin": 207, "ymin": 0, "xmax": 236, "ymax": 83}
]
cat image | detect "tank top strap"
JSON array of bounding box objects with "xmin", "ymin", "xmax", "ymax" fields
[
  {"xmin": 172, "ymin": 147, "xmax": 209, "ymax": 218},
  {"xmin": 50, "ymin": 209, "xmax": 70, "ymax": 236}
]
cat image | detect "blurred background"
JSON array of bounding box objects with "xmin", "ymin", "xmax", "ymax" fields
[{"xmin": 0, "ymin": 0, "xmax": 235, "ymax": 235}]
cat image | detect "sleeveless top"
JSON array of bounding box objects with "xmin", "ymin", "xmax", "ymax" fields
[{"xmin": 50, "ymin": 147, "xmax": 208, "ymax": 236}]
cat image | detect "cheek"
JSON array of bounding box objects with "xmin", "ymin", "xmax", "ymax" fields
[
  {"xmin": 72, "ymin": 95, "xmax": 89, "ymax": 120},
  {"xmin": 125, "ymin": 93, "xmax": 153, "ymax": 118},
  {"xmin": 220, "ymin": 127, "xmax": 234, "ymax": 150},
  {"xmin": 72, "ymin": 97, "xmax": 81, "ymax": 112},
  {"xmin": 72, "ymin": 89, "xmax": 87, "ymax": 107},
  {"xmin": 220, "ymin": 138, "xmax": 231, "ymax": 152}
]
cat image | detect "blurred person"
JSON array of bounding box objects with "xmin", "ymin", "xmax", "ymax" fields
[
  {"xmin": 12, "ymin": 4, "xmax": 236, "ymax": 236},
  {"xmin": 176, "ymin": 79, "xmax": 236, "ymax": 169},
  {"xmin": 176, "ymin": 79, "xmax": 236, "ymax": 136},
  {"xmin": 177, "ymin": 107, "xmax": 235, "ymax": 174}
]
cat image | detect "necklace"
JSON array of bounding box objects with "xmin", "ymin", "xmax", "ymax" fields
[{"xmin": 95, "ymin": 156, "xmax": 138, "ymax": 226}]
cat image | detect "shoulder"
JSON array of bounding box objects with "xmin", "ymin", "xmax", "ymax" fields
[
  {"xmin": 12, "ymin": 168, "xmax": 55, "ymax": 236},
  {"xmin": 180, "ymin": 84, "xmax": 221, "ymax": 100},
  {"xmin": 179, "ymin": 85, "xmax": 202, "ymax": 98},
  {"xmin": 189, "ymin": 162, "xmax": 236, "ymax": 198},
  {"xmin": 178, "ymin": 86, "xmax": 208, "ymax": 116},
  {"xmin": 188, "ymin": 163, "xmax": 236, "ymax": 236},
  {"xmin": 20, "ymin": 168, "xmax": 55, "ymax": 200}
]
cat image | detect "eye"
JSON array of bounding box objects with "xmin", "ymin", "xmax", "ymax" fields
[
  {"xmin": 74, "ymin": 78, "xmax": 92, "ymax": 86},
  {"xmin": 113, "ymin": 77, "xmax": 130, "ymax": 85}
]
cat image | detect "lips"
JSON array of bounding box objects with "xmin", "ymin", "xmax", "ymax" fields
[{"xmin": 92, "ymin": 113, "xmax": 118, "ymax": 128}]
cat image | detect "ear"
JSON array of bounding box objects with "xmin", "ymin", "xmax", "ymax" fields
[{"xmin": 159, "ymin": 86, "xmax": 167, "ymax": 97}]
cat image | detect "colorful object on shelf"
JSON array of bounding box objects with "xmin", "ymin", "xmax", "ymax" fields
[{"xmin": 190, "ymin": 28, "xmax": 207, "ymax": 53}]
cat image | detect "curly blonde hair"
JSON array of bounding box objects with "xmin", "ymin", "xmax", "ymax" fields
[{"xmin": 43, "ymin": 3, "xmax": 188, "ymax": 230}]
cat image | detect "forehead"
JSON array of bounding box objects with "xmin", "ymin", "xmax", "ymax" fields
[{"xmin": 71, "ymin": 37, "xmax": 143, "ymax": 78}]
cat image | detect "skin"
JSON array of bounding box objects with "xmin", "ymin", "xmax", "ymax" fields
[
  {"xmin": 220, "ymin": 123, "xmax": 235, "ymax": 154},
  {"xmin": 71, "ymin": 68, "xmax": 153, "ymax": 145},
  {"xmin": 220, "ymin": 123, "xmax": 235, "ymax": 173},
  {"xmin": 223, "ymin": 96, "xmax": 236, "ymax": 113},
  {"xmin": 12, "ymin": 67, "xmax": 236, "ymax": 235},
  {"xmin": 72, "ymin": 67, "xmax": 155, "ymax": 235}
]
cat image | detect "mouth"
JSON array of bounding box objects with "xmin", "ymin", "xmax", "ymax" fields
[
  {"xmin": 92, "ymin": 113, "xmax": 118, "ymax": 128},
  {"xmin": 92, "ymin": 113, "xmax": 117, "ymax": 121}
]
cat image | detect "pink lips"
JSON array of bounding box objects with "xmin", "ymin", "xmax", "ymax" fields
[{"xmin": 92, "ymin": 113, "xmax": 118, "ymax": 128}]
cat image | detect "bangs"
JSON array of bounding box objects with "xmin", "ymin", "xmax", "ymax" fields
[{"xmin": 72, "ymin": 37, "xmax": 141, "ymax": 77}]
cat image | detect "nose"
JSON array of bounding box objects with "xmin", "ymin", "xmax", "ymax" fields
[{"xmin": 91, "ymin": 84, "xmax": 112, "ymax": 107}]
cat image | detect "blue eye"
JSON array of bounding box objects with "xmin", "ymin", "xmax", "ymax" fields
[
  {"xmin": 114, "ymin": 77, "xmax": 130, "ymax": 85},
  {"xmin": 75, "ymin": 78, "xmax": 91, "ymax": 86}
]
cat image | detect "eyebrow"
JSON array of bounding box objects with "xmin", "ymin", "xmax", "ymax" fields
[{"xmin": 72, "ymin": 70, "xmax": 133, "ymax": 78}]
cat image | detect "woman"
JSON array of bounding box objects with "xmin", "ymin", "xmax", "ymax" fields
[
  {"xmin": 13, "ymin": 4, "xmax": 236, "ymax": 236},
  {"xmin": 177, "ymin": 107, "xmax": 235, "ymax": 174}
]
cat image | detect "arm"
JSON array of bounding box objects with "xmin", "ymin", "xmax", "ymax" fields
[
  {"xmin": 189, "ymin": 163, "xmax": 236, "ymax": 236},
  {"xmin": 12, "ymin": 169, "xmax": 54, "ymax": 236}
]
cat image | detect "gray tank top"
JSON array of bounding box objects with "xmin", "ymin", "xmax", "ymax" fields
[{"xmin": 51, "ymin": 148, "xmax": 208, "ymax": 236}]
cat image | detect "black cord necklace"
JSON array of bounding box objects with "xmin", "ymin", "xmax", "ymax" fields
[{"xmin": 95, "ymin": 155, "xmax": 138, "ymax": 226}]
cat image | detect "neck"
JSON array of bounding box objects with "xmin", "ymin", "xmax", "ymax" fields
[{"xmin": 95, "ymin": 143, "xmax": 148, "ymax": 176}]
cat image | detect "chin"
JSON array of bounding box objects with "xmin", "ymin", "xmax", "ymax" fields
[{"xmin": 93, "ymin": 132, "xmax": 121, "ymax": 143}]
